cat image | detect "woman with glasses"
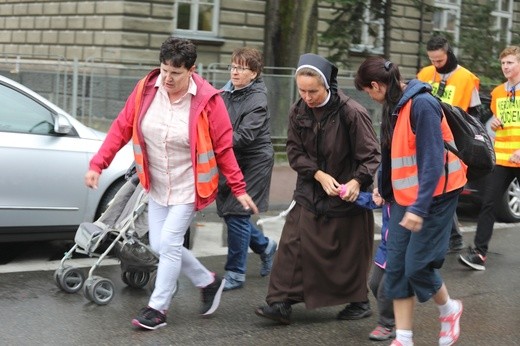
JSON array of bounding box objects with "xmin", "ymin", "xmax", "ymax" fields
[{"xmin": 217, "ymin": 47, "xmax": 277, "ymax": 291}]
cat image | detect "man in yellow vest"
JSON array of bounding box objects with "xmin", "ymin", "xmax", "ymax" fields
[
  {"xmin": 417, "ymin": 35, "xmax": 482, "ymax": 253},
  {"xmin": 459, "ymin": 46, "xmax": 520, "ymax": 270}
]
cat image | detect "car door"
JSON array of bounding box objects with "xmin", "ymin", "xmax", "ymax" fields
[{"xmin": 0, "ymin": 81, "xmax": 91, "ymax": 228}]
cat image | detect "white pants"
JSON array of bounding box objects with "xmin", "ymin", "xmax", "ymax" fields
[{"xmin": 147, "ymin": 198, "xmax": 213, "ymax": 312}]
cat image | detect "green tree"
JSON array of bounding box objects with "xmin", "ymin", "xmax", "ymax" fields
[
  {"xmin": 320, "ymin": 0, "xmax": 391, "ymax": 67},
  {"xmin": 264, "ymin": 0, "xmax": 319, "ymax": 68}
]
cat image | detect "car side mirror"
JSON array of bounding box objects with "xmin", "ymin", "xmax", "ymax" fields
[{"xmin": 54, "ymin": 113, "xmax": 73, "ymax": 134}]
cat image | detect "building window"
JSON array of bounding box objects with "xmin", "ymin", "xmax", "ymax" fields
[
  {"xmin": 350, "ymin": 0, "xmax": 385, "ymax": 54},
  {"xmin": 433, "ymin": 0, "xmax": 461, "ymax": 49},
  {"xmin": 173, "ymin": 0, "xmax": 220, "ymax": 37},
  {"xmin": 492, "ymin": 0, "xmax": 513, "ymax": 44}
]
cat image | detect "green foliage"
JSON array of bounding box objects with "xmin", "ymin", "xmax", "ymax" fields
[
  {"xmin": 321, "ymin": 0, "xmax": 386, "ymax": 68},
  {"xmin": 458, "ymin": 0, "xmax": 503, "ymax": 90}
]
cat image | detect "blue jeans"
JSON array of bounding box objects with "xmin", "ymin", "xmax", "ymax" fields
[{"xmin": 224, "ymin": 215, "xmax": 269, "ymax": 277}]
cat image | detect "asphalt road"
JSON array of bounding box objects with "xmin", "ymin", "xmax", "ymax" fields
[{"xmin": 1, "ymin": 209, "xmax": 520, "ymax": 345}]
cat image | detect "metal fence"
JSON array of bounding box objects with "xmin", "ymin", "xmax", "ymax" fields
[{"xmin": 0, "ymin": 54, "xmax": 381, "ymax": 138}]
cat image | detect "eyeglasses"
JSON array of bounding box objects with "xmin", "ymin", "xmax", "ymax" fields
[{"xmin": 227, "ymin": 65, "xmax": 251, "ymax": 73}]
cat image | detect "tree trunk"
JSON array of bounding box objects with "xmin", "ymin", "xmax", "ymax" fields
[{"xmin": 264, "ymin": 0, "xmax": 318, "ymax": 68}]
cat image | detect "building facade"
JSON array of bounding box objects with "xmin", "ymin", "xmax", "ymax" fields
[{"xmin": 0, "ymin": 0, "xmax": 518, "ymax": 135}]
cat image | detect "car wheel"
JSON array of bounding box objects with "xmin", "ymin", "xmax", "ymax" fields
[
  {"xmin": 495, "ymin": 178, "xmax": 520, "ymax": 223},
  {"xmin": 95, "ymin": 179, "xmax": 126, "ymax": 220}
]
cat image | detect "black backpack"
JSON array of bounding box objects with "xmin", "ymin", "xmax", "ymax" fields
[{"xmin": 438, "ymin": 100, "xmax": 495, "ymax": 181}]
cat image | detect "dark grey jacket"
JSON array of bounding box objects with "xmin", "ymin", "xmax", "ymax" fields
[{"xmin": 216, "ymin": 78, "xmax": 274, "ymax": 216}]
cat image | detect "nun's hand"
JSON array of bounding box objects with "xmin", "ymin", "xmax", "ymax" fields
[{"xmin": 314, "ymin": 170, "xmax": 340, "ymax": 196}]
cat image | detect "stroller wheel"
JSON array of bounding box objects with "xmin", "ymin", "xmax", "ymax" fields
[
  {"xmin": 87, "ymin": 276, "xmax": 115, "ymax": 305},
  {"xmin": 121, "ymin": 271, "xmax": 130, "ymax": 286},
  {"xmin": 125, "ymin": 271, "xmax": 150, "ymax": 289},
  {"xmin": 83, "ymin": 278, "xmax": 94, "ymax": 302},
  {"xmin": 53, "ymin": 267, "xmax": 65, "ymax": 290},
  {"xmin": 58, "ymin": 267, "xmax": 85, "ymax": 293}
]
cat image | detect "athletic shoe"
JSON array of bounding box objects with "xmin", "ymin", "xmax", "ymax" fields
[
  {"xmin": 223, "ymin": 274, "xmax": 244, "ymax": 291},
  {"xmin": 439, "ymin": 299, "xmax": 463, "ymax": 346},
  {"xmin": 390, "ymin": 340, "xmax": 414, "ymax": 346},
  {"xmin": 131, "ymin": 306, "xmax": 167, "ymax": 330},
  {"xmin": 260, "ymin": 238, "xmax": 277, "ymax": 277},
  {"xmin": 448, "ymin": 238, "xmax": 464, "ymax": 253},
  {"xmin": 255, "ymin": 302, "xmax": 292, "ymax": 325},
  {"xmin": 337, "ymin": 301, "xmax": 372, "ymax": 320},
  {"xmin": 200, "ymin": 274, "xmax": 225, "ymax": 315},
  {"xmin": 458, "ymin": 247, "xmax": 486, "ymax": 270},
  {"xmin": 369, "ymin": 325, "xmax": 396, "ymax": 341}
]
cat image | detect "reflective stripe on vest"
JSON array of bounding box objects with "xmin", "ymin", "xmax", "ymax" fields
[
  {"xmin": 196, "ymin": 109, "xmax": 219, "ymax": 198},
  {"xmin": 131, "ymin": 77, "xmax": 148, "ymax": 190},
  {"xmin": 391, "ymin": 100, "xmax": 467, "ymax": 206}
]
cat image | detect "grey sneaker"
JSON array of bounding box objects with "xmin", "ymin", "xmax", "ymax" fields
[
  {"xmin": 223, "ymin": 271, "xmax": 244, "ymax": 291},
  {"xmin": 260, "ymin": 238, "xmax": 277, "ymax": 277}
]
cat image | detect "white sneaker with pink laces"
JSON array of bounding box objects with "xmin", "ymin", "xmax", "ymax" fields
[{"xmin": 439, "ymin": 299, "xmax": 463, "ymax": 346}]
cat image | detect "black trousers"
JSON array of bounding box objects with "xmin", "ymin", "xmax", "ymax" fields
[{"xmin": 475, "ymin": 165, "xmax": 520, "ymax": 255}]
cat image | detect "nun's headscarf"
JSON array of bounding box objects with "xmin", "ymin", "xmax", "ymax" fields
[{"xmin": 296, "ymin": 53, "xmax": 339, "ymax": 93}]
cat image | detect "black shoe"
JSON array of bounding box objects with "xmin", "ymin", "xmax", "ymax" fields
[
  {"xmin": 131, "ymin": 306, "xmax": 167, "ymax": 330},
  {"xmin": 255, "ymin": 302, "xmax": 292, "ymax": 325},
  {"xmin": 337, "ymin": 301, "xmax": 372, "ymax": 320},
  {"xmin": 459, "ymin": 247, "xmax": 486, "ymax": 271},
  {"xmin": 448, "ymin": 238, "xmax": 464, "ymax": 253},
  {"xmin": 200, "ymin": 274, "xmax": 225, "ymax": 315}
]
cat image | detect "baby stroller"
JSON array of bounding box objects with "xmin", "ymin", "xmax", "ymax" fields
[{"xmin": 54, "ymin": 174, "xmax": 159, "ymax": 305}]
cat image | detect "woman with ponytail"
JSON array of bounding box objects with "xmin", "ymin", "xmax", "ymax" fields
[{"xmin": 355, "ymin": 57, "xmax": 465, "ymax": 346}]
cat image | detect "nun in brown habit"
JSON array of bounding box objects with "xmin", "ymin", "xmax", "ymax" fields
[{"xmin": 255, "ymin": 53, "xmax": 381, "ymax": 324}]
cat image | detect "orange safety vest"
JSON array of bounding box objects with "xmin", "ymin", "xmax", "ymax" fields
[
  {"xmin": 391, "ymin": 100, "xmax": 467, "ymax": 206},
  {"xmin": 132, "ymin": 77, "xmax": 148, "ymax": 190},
  {"xmin": 130, "ymin": 76, "xmax": 219, "ymax": 197},
  {"xmin": 417, "ymin": 65, "xmax": 479, "ymax": 111},
  {"xmin": 195, "ymin": 110, "xmax": 219, "ymax": 198},
  {"xmin": 491, "ymin": 84, "xmax": 520, "ymax": 167}
]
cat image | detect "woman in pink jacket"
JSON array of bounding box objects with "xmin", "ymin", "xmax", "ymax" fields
[{"xmin": 85, "ymin": 37, "xmax": 257, "ymax": 330}]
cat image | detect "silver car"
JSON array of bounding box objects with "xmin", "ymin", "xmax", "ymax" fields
[{"xmin": 0, "ymin": 74, "xmax": 134, "ymax": 242}]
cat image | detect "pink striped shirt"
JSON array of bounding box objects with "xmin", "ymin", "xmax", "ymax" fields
[{"xmin": 141, "ymin": 76, "xmax": 197, "ymax": 206}]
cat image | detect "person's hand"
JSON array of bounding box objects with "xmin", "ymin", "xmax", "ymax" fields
[
  {"xmin": 490, "ymin": 117, "xmax": 503, "ymax": 131},
  {"xmin": 314, "ymin": 170, "xmax": 340, "ymax": 196},
  {"xmin": 372, "ymin": 187, "xmax": 385, "ymax": 206},
  {"xmin": 236, "ymin": 193, "xmax": 259, "ymax": 214},
  {"xmin": 509, "ymin": 149, "xmax": 520, "ymax": 164},
  {"xmin": 339, "ymin": 179, "xmax": 361, "ymax": 203},
  {"xmin": 85, "ymin": 170, "xmax": 100, "ymax": 189},
  {"xmin": 399, "ymin": 211, "xmax": 423, "ymax": 232}
]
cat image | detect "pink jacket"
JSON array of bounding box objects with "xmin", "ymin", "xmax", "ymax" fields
[{"xmin": 89, "ymin": 69, "xmax": 246, "ymax": 211}]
